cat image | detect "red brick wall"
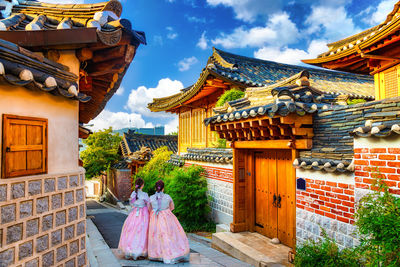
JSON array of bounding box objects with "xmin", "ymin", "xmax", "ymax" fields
[
  {"xmin": 296, "ymin": 179, "xmax": 355, "ymax": 224},
  {"xmin": 184, "ymin": 162, "xmax": 233, "ymax": 183},
  {"xmin": 354, "ymin": 147, "xmax": 400, "ymax": 195},
  {"xmin": 109, "ymin": 169, "xmax": 132, "ymax": 202}
]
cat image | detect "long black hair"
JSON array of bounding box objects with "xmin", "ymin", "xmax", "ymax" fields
[
  {"xmin": 134, "ymin": 178, "xmax": 144, "ymax": 200},
  {"xmin": 155, "ymin": 180, "xmax": 164, "ymax": 193}
]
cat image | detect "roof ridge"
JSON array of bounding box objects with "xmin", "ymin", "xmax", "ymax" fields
[{"xmin": 213, "ymin": 48, "xmax": 373, "ymax": 81}]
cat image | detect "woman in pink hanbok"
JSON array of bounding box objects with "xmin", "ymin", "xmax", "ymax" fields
[
  {"xmin": 148, "ymin": 180, "xmax": 190, "ymax": 264},
  {"xmin": 118, "ymin": 178, "xmax": 149, "ymax": 260}
]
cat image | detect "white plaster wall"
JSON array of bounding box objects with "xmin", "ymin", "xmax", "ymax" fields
[
  {"xmin": 296, "ymin": 168, "xmax": 354, "ymax": 184},
  {"xmin": 354, "ymin": 135, "xmax": 400, "ymax": 148},
  {"xmin": 0, "ymin": 84, "xmax": 79, "ymax": 176}
]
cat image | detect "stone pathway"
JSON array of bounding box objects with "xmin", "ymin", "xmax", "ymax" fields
[{"xmin": 86, "ymin": 200, "xmax": 251, "ymax": 267}]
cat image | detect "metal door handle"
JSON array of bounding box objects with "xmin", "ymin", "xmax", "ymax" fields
[
  {"xmin": 277, "ymin": 194, "xmax": 282, "ymax": 208},
  {"xmin": 273, "ymin": 194, "xmax": 277, "ymax": 207},
  {"xmin": 6, "ymin": 147, "xmax": 10, "ymax": 152}
]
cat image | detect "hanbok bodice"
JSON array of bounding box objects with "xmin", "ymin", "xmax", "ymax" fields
[
  {"xmin": 150, "ymin": 192, "xmax": 173, "ymax": 212},
  {"xmin": 130, "ymin": 190, "xmax": 149, "ymax": 208}
]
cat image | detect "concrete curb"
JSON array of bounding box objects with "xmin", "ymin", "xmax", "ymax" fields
[
  {"xmin": 86, "ymin": 218, "xmax": 121, "ymax": 267},
  {"xmin": 187, "ymin": 233, "xmax": 212, "ymax": 247}
]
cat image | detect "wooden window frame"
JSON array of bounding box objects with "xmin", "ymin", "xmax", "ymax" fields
[{"xmin": 2, "ymin": 114, "xmax": 48, "ymax": 178}]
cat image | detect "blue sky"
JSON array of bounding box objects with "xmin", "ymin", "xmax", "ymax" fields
[{"xmin": 45, "ymin": 0, "xmax": 398, "ymax": 133}]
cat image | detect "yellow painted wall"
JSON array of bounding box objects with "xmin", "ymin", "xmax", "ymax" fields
[{"xmin": 374, "ymin": 64, "xmax": 400, "ymax": 100}]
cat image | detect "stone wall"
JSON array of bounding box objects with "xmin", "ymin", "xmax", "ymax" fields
[
  {"xmin": 184, "ymin": 161, "xmax": 233, "ymax": 225},
  {"xmin": 0, "ymin": 170, "xmax": 87, "ymax": 267},
  {"xmin": 109, "ymin": 169, "xmax": 132, "ymax": 202}
]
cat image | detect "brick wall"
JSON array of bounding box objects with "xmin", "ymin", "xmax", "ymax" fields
[
  {"xmin": 354, "ymin": 147, "xmax": 400, "ymax": 195},
  {"xmin": 0, "ymin": 170, "xmax": 87, "ymax": 267},
  {"xmin": 184, "ymin": 162, "xmax": 233, "ymax": 225},
  {"xmin": 108, "ymin": 169, "xmax": 132, "ymax": 202}
]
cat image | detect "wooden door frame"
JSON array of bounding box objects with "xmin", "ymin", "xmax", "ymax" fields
[{"xmin": 231, "ymin": 141, "xmax": 298, "ymax": 248}]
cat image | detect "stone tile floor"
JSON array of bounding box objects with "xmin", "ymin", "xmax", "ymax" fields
[{"xmin": 86, "ymin": 200, "xmax": 251, "ymax": 267}]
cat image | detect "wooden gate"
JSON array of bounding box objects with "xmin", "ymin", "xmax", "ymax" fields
[{"xmin": 254, "ymin": 149, "xmax": 295, "ymax": 248}]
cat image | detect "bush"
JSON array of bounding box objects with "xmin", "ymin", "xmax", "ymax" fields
[
  {"xmin": 135, "ymin": 146, "xmax": 175, "ymax": 195},
  {"xmin": 355, "ymin": 176, "xmax": 400, "ymax": 266},
  {"xmin": 165, "ymin": 165, "xmax": 215, "ymax": 232},
  {"xmin": 216, "ymin": 89, "xmax": 244, "ymax": 107},
  {"xmin": 295, "ymin": 232, "xmax": 362, "ymax": 267},
  {"xmin": 347, "ymin": 98, "xmax": 366, "ymax": 105}
]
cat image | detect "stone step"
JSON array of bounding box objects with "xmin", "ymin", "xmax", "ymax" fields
[
  {"xmin": 216, "ymin": 223, "xmax": 230, "ymax": 233},
  {"xmin": 212, "ymin": 232, "xmax": 292, "ymax": 267}
]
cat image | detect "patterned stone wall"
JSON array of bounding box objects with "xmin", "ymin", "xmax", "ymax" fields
[
  {"xmin": 0, "ymin": 170, "xmax": 87, "ymax": 267},
  {"xmin": 184, "ymin": 161, "xmax": 233, "ymax": 225},
  {"xmin": 114, "ymin": 169, "xmax": 132, "ymax": 202}
]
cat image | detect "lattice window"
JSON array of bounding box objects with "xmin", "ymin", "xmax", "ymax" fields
[
  {"xmin": 2, "ymin": 114, "xmax": 48, "ymax": 178},
  {"xmin": 384, "ymin": 67, "xmax": 398, "ymax": 98},
  {"xmin": 192, "ymin": 108, "xmax": 206, "ymax": 147}
]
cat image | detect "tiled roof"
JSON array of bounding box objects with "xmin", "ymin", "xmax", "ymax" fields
[
  {"xmin": 0, "ymin": 0, "xmax": 146, "ymax": 46},
  {"xmin": 167, "ymin": 154, "xmax": 185, "ymax": 167},
  {"xmin": 0, "ymin": 38, "xmax": 89, "ymax": 102},
  {"xmin": 112, "ymin": 160, "xmax": 130, "ymax": 169},
  {"xmin": 351, "ymin": 119, "xmax": 400, "ymax": 138},
  {"xmin": 149, "ymin": 48, "xmax": 374, "ymax": 112},
  {"xmin": 122, "ymin": 130, "xmax": 178, "ymax": 157},
  {"xmin": 183, "ymin": 148, "xmax": 233, "ymax": 164}
]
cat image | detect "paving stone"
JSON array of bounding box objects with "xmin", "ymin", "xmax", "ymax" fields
[
  {"xmin": 56, "ymin": 210, "xmax": 66, "ymax": 227},
  {"xmin": 70, "ymin": 240, "xmax": 79, "ymax": 256},
  {"xmin": 1, "ymin": 204, "xmax": 16, "ymax": 224},
  {"xmin": 77, "ymin": 252, "xmax": 86, "ymax": 267},
  {"xmin": 51, "ymin": 193, "xmax": 62, "ymax": 210},
  {"xmin": 42, "ymin": 250, "xmax": 54, "ymax": 267},
  {"xmin": 51, "ymin": 229, "xmax": 62, "ymax": 246},
  {"xmin": 7, "ymin": 223, "xmax": 22, "ymax": 244},
  {"xmin": 68, "ymin": 207, "xmax": 78, "ymax": 223},
  {"xmin": 0, "ymin": 185, "xmax": 6, "ymax": 202},
  {"xmin": 65, "ymin": 258, "xmax": 76, "ymax": 267},
  {"xmin": 20, "ymin": 200, "xmax": 33, "ymax": 219},
  {"xmin": 64, "ymin": 225, "xmax": 75, "ymax": 241},
  {"xmin": 0, "ymin": 248, "xmax": 14, "ymax": 266},
  {"xmin": 58, "ymin": 176, "xmax": 67, "ymax": 190},
  {"xmin": 19, "ymin": 240, "xmax": 33, "ymax": 260},
  {"xmin": 44, "ymin": 178, "xmax": 56, "ymax": 193},
  {"xmin": 42, "ymin": 214, "xmax": 53, "ymax": 232},
  {"xmin": 12, "ymin": 182, "xmax": 25, "ymax": 199},
  {"xmin": 36, "ymin": 197, "xmax": 49, "ymax": 214},
  {"xmin": 76, "ymin": 221, "xmax": 85, "ymax": 236},
  {"xmin": 26, "ymin": 218, "xmax": 39, "ymax": 237},
  {"xmin": 69, "ymin": 175, "xmax": 79, "ymax": 188},
  {"xmin": 65, "ymin": 191, "xmax": 74, "ymax": 206},
  {"xmin": 28, "ymin": 180, "xmax": 41, "ymax": 196},
  {"xmin": 36, "ymin": 234, "xmax": 49, "ymax": 253},
  {"xmin": 56, "ymin": 245, "xmax": 67, "ymax": 262},
  {"xmin": 76, "ymin": 189, "xmax": 84, "ymax": 203},
  {"xmin": 25, "ymin": 257, "xmax": 39, "ymax": 267}
]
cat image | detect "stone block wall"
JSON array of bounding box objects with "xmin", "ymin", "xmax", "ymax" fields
[
  {"xmin": 0, "ymin": 170, "xmax": 87, "ymax": 267},
  {"xmin": 184, "ymin": 161, "xmax": 233, "ymax": 225}
]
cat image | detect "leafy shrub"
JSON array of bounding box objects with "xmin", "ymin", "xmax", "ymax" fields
[
  {"xmin": 355, "ymin": 176, "xmax": 400, "ymax": 266},
  {"xmin": 165, "ymin": 165, "xmax": 215, "ymax": 232},
  {"xmin": 347, "ymin": 98, "xmax": 366, "ymax": 105},
  {"xmin": 295, "ymin": 232, "xmax": 362, "ymax": 267},
  {"xmin": 212, "ymin": 138, "xmax": 227, "ymax": 148},
  {"xmin": 135, "ymin": 146, "xmax": 175, "ymax": 195},
  {"xmin": 216, "ymin": 89, "xmax": 244, "ymax": 107}
]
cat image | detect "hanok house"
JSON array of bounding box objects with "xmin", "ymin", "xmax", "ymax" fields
[
  {"xmin": 0, "ymin": 1, "xmax": 145, "ymax": 266},
  {"xmin": 148, "ymin": 47, "xmax": 374, "ymax": 231},
  {"xmin": 107, "ymin": 130, "xmax": 178, "ymax": 202},
  {"xmin": 205, "ymin": 1, "xmax": 400, "ymax": 251}
]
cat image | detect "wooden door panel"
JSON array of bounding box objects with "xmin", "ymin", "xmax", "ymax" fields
[
  {"xmin": 265, "ymin": 150, "xmax": 277, "ymax": 238},
  {"xmin": 277, "ymin": 150, "xmax": 295, "ymax": 248},
  {"xmin": 254, "ymin": 152, "xmax": 266, "ymax": 235}
]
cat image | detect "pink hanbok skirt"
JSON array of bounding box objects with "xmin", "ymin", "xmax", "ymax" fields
[
  {"xmin": 118, "ymin": 206, "xmax": 149, "ymax": 259},
  {"xmin": 148, "ymin": 209, "xmax": 190, "ymax": 264}
]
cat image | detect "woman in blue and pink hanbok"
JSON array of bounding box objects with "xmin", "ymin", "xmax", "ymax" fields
[
  {"xmin": 148, "ymin": 180, "xmax": 190, "ymax": 264},
  {"xmin": 118, "ymin": 178, "xmax": 150, "ymax": 260}
]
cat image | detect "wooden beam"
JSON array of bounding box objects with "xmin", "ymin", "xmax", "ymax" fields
[
  {"xmin": 76, "ymin": 48, "xmax": 93, "ymax": 62},
  {"xmin": 232, "ymin": 139, "xmax": 312, "ymax": 149}
]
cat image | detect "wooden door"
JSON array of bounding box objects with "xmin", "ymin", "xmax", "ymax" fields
[{"xmin": 253, "ymin": 149, "xmax": 295, "ymax": 248}]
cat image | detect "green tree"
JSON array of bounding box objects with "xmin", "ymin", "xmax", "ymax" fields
[
  {"xmin": 80, "ymin": 127, "xmax": 122, "ymax": 179},
  {"xmin": 216, "ymin": 88, "xmax": 245, "ymax": 107}
]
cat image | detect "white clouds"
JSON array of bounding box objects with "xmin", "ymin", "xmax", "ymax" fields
[
  {"xmin": 254, "ymin": 39, "xmax": 328, "ymax": 65},
  {"xmin": 369, "ymin": 0, "xmax": 397, "ymax": 25},
  {"xmin": 125, "ymin": 78, "xmax": 184, "ymax": 118},
  {"xmin": 197, "ymin": 31, "xmax": 208, "ymax": 50},
  {"xmin": 89, "ymin": 110, "xmax": 154, "ymax": 132},
  {"xmin": 166, "ymin": 26, "xmax": 178, "ymax": 40},
  {"xmin": 164, "ymin": 116, "xmax": 179, "ymax": 134},
  {"xmin": 211, "ymin": 12, "xmax": 299, "ymax": 49},
  {"xmin": 206, "ymin": 0, "xmax": 283, "ymax": 22},
  {"xmin": 305, "ymin": 5, "xmax": 361, "ymax": 41},
  {"xmin": 185, "ymin": 15, "xmax": 206, "ymax": 23},
  {"xmin": 178, "ymin": 56, "xmax": 198, "ymax": 71},
  {"xmin": 115, "ymin": 86, "xmax": 125, "ymax": 96}
]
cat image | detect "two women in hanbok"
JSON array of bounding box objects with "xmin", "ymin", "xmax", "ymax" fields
[{"xmin": 118, "ymin": 178, "xmax": 190, "ymax": 264}]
